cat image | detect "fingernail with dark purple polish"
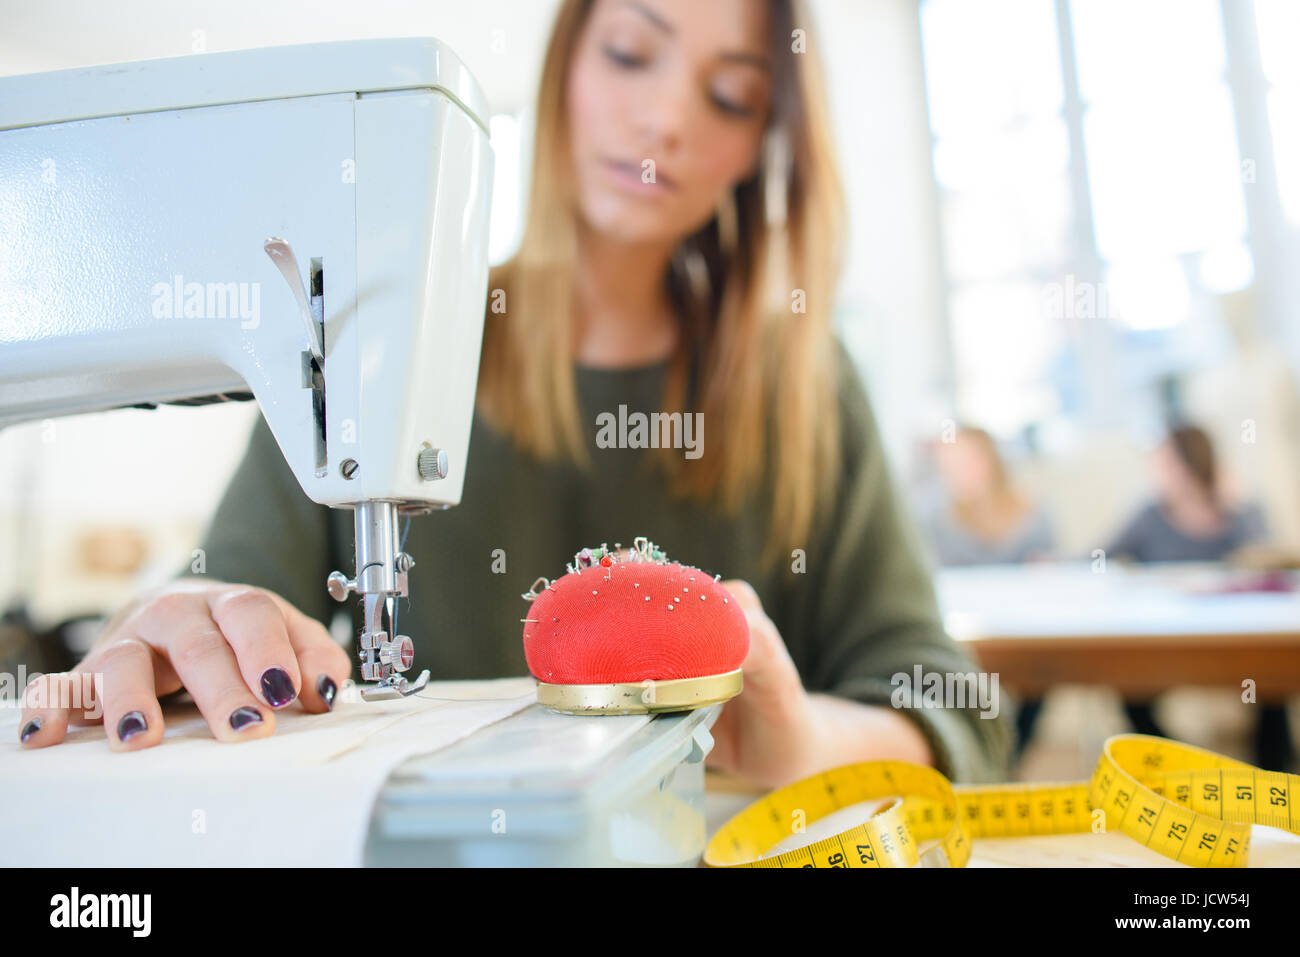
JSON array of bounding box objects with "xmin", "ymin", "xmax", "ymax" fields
[
  {"xmin": 317, "ymin": 674, "xmax": 337, "ymax": 711},
  {"xmin": 117, "ymin": 711, "xmax": 148, "ymax": 742},
  {"xmin": 229, "ymin": 706, "xmax": 264, "ymax": 732},
  {"xmin": 20, "ymin": 717, "xmax": 42, "ymax": 743},
  {"xmin": 259, "ymin": 667, "xmax": 297, "ymax": 708}
]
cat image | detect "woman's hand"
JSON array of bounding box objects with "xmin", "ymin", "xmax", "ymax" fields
[
  {"xmin": 707, "ymin": 579, "xmax": 936, "ymax": 790},
  {"xmin": 706, "ymin": 580, "xmax": 822, "ymax": 789},
  {"xmin": 18, "ymin": 579, "xmax": 352, "ymax": 751}
]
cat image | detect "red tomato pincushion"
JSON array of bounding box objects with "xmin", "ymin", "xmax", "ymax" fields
[{"xmin": 521, "ymin": 537, "xmax": 748, "ymax": 714}]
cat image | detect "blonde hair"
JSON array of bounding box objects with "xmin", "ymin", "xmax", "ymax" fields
[{"xmin": 476, "ymin": 0, "xmax": 847, "ymax": 568}]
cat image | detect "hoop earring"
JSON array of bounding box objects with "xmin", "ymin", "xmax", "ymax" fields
[
  {"xmin": 763, "ymin": 127, "xmax": 790, "ymax": 228},
  {"xmin": 715, "ymin": 188, "xmax": 739, "ymax": 258},
  {"xmin": 759, "ymin": 129, "xmax": 793, "ymax": 312},
  {"xmin": 670, "ymin": 241, "xmax": 711, "ymax": 302}
]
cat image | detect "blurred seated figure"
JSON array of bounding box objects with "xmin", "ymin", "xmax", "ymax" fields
[
  {"xmin": 1106, "ymin": 424, "xmax": 1289, "ymax": 771},
  {"xmin": 920, "ymin": 426, "xmax": 1055, "ymax": 761},
  {"xmin": 1107, "ymin": 425, "xmax": 1268, "ymax": 564},
  {"xmin": 921, "ymin": 425, "xmax": 1055, "ymax": 566}
]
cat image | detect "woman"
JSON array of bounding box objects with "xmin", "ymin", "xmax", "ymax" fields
[
  {"xmin": 19, "ymin": 0, "xmax": 1010, "ymax": 789},
  {"xmin": 921, "ymin": 425, "xmax": 1054, "ymax": 566},
  {"xmin": 1107, "ymin": 425, "xmax": 1267, "ymax": 564}
]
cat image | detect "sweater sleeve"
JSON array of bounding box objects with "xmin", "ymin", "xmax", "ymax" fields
[
  {"xmin": 1105, "ymin": 502, "xmax": 1167, "ymax": 563},
  {"xmin": 176, "ymin": 411, "xmax": 339, "ymax": 628},
  {"xmin": 799, "ymin": 342, "xmax": 1014, "ymax": 784}
]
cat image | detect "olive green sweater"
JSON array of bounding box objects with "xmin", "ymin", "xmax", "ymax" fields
[{"xmin": 182, "ymin": 341, "xmax": 1013, "ymax": 784}]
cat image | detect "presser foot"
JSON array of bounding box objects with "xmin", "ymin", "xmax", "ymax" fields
[{"xmin": 359, "ymin": 669, "xmax": 431, "ymax": 702}]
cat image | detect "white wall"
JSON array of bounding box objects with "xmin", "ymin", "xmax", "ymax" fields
[
  {"xmin": 816, "ymin": 0, "xmax": 951, "ymax": 468},
  {"xmin": 0, "ymin": 0, "xmax": 564, "ymax": 113}
]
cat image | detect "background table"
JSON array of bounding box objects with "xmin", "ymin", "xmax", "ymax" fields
[{"xmin": 935, "ymin": 562, "xmax": 1300, "ymax": 699}]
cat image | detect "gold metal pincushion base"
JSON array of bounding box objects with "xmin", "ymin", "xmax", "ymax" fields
[{"xmin": 535, "ymin": 668, "xmax": 743, "ymax": 715}]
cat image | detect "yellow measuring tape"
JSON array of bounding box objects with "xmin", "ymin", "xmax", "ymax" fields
[{"xmin": 704, "ymin": 734, "xmax": 1299, "ymax": 868}]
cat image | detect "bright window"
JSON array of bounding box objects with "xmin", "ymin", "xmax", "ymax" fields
[
  {"xmin": 919, "ymin": 0, "xmax": 1273, "ymax": 435},
  {"xmin": 1256, "ymin": 0, "xmax": 1300, "ymax": 223}
]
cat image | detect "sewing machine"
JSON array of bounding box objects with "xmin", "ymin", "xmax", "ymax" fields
[
  {"xmin": 0, "ymin": 39, "xmax": 725, "ymax": 866},
  {"xmin": 0, "ymin": 38, "xmax": 495, "ymax": 698}
]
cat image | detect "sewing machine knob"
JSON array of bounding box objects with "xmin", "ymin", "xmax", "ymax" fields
[
  {"xmin": 417, "ymin": 447, "xmax": 449, "ymax": 481},
  {"xmin": 380, "ymin": 636, "xmax": 415, "ymax": 672},
  {"xmin": 326, "ymin": 570, "xmax": 356, "ymax": 602}
]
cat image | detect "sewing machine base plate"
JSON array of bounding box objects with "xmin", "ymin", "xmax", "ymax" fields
[{"xmin": 367, "ymin": 701, "xmax": 721, "ymax": 866}]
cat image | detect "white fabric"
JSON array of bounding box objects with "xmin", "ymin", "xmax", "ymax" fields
[{"xmin": 0, "ymin": 676, "xmax": 537, "ymax": 866}]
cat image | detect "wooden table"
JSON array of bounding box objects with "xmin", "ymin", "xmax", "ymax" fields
[{"xmin": 935, "ymin": 562, "xmax": 1300, "ymax": 699}]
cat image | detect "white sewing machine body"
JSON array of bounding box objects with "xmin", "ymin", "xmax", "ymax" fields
[
  {"xmin": 0, "ymin": 37, "xmax": 494, "ymax": 509},
  {"xmin": 0, "ymin": 39, "xmax": 495, "ymax": 695}
]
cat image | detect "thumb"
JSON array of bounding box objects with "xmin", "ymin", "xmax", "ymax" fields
[{"xmin": 720, "ymin": 580, "xmax": 798, "ymax": 695}]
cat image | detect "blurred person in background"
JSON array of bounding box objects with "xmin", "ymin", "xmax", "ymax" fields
[
  {"xmin": 1107, "ymin": 424, "xmax": 1268, "ymax": 564},
  {"xmin": 1106, "ymin": 423, "xmax": 1288, "ymax": 770},
  {"xmin": 918, "ymin": 425, "xmax": 1056, "ymax": 758},
  {"xmin": 920, "ymin": 425, "xmax": 1055, "ymax": 567}
]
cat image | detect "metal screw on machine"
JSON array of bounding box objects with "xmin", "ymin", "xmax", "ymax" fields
[
  {"xmin": 417, "ymin": 447, "xmax": 449, "ymax": 481},
  {"xmin": 329, "ymin": 556, "xmax": 413, "ymax": 602},
  {"xmin": 326, "ymin": 570, "xmax": 356, "ymax": 602},
  {"xmin": 379, "ymin": 636, "xmax": 415, "ymax": 672}
]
